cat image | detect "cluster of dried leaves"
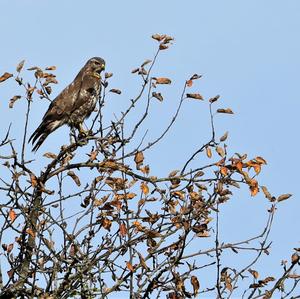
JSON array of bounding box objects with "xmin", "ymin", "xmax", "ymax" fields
[{"xmin": 0, "ymin": 34, "xmax": 298, "ymax": 299}]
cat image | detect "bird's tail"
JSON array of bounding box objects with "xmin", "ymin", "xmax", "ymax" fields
[
  {"xmin": 28, "ymin": 123, "xmax": 50, "ymax": 152},
  {"xmin": 29, "ymin": 121, "xmax": 60, "ymax": 152}
]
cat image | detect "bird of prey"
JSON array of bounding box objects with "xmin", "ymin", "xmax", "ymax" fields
[{"xmin": 29, "ymin": 57, "xmax": 105, "ymax": 152}]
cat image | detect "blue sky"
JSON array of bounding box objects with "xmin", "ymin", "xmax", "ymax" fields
[{"xmin": 1, "ymin": 0, "xmax": 300, "ymax": 297}]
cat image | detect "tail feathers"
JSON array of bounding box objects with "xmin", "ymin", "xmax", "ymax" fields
[
  {"xmin": 29, "ymin": 120, "xmax": 61, "ymax": 152},
  {"xmin": 31, "ymin": 132, "xmax": 50, "ymax": 152}
]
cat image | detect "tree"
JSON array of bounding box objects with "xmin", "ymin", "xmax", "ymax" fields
[{"xmin": 0, "ymin": 34, "xmax": 298, "ymax": 299}]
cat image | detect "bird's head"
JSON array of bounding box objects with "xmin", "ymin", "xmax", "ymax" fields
[{"xmin": 86, "ymin": 57, "xmax": 106, "ymax": 79}]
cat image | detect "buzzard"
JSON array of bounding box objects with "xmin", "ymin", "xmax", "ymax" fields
[{"xmin": 29, "ymin": 57, "xmax": 105, "ymax": 152}]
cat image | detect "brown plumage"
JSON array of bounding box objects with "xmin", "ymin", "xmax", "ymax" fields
[{"xmin": 29, "ymin": 57, "xmax": 105, "ymax": 152}]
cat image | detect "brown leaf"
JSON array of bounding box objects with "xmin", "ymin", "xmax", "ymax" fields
[
  {"xmin": 159, "ymin": 44, "xmax": 169, "ymax": 50},
  {"xmin": 16, "ymin": 60, "xmax": 25, "ymax": 72},
  {"xmin": 131, "ymin": 68, "xmax": 139, "ymax": 74},
  {"xmin": 105, "ymin": 72, "xmax": 113, "ymax": 79},
  {"xmin": 186, "ymin": 93, "xmax": 204, "ymax": 100},
  {"xmin": 102, "ymin": 218, "xmax": 112, "ymax": 231},
  {"xmin": 155, "ymin": 77, "xmax": 171, "ymax": 84},
  {"xmin": 30, "ymin": 174, "xmax": 38, "ymax": 187},
  {"xmin": 43, "ymin": 152, "xmax": 57, "ymax": 159},
  {"xmin": 119, "ymin": 223, "xmax": 127, "ymax": 237},
  {"xmin": 191, "ymin": 276, "xmax": 200, "ymax": 296},
  {"xmin": 261, "ymin": 186, "xmax": 272, "ymax": 201},
  {"xmin": 216, "ymin": 146, "xmax": 225, "ymax": 157},
  {"xmin": 220, "ymin": 131, "xmax": 229, "ymax": 142},
  {"xmin": 190, "ymin": 74, "xmax": 202, "ymax": 80},
  {"xmin": 67, "ymin": 171, "xmax": 81, "ymax": 186},
  {"xmin": 9, "ymin": 95, "xmax": 21, "ymax": 109},
  {"xmin": 7, "ymin": 243, "xmax": 14, "ymax": 253},
  {"xmin": 152, "ymin": 34, "xmax": 165, "ymax": 42},
  {"xmin": 249, "ymin": 269, "xmax": 259, "ymax": 279},
  {"xmin": 255, "ymin": 156, "xmax": 267, "ymax": 165},
  {"xmin": 186, "ymin": 80, "xmax": 193, "ymax": 87},
  {"xmin": 291, "ymin": 253, "xmax": 299, "ymax": 264},
  {"xmin": 109, "ymin": 88, "xmax": 121, "ymax": 94},
  {"xmin": 26, "ymin": 228, "xmax": 36, "ymax": 237},
  {"xmin": 209, "ymin": 95, "xmax": 220, "ymax": 103},
  {"xmin": 7, "ymin": 269, "xmax": 14, "ymax": 278},
  {"xmin": 0, "ymin": 72, "xmax": 13, "ymax": 83},
  {"xmin": 277, "ymin": 193, "xmax": 292, "ymax": 202},
  {"xmin": 140, "ymin": 165, "xmax": 150, "ymax": 175},
  {"xmin": 141, "ymin": 182, "xmax": 149, "ymax": 195},
  {"xmin": 126, "ymin": 261, "xmax": 134, "ymax": 272},
  {"xmin": 220, "ymin": 166, "xmax": 228, "ymax": 176},
  {"xmin": 134, "ymin": 151, "xmax": 144, "ymax": 169},
  {"xmin": 9, "ymin": 209, "xmax": 16, "ymax": 223},
  {"xmin": 206, "ymin": 146, "xmax": 212, "ymax": 158},
  {"xmin": 141, "ymin": 59, "xmax": 152, "ymax": 67},
  {"xmin": 168, "ymin": 170, "xmax": 180, "ymax": 178},
  {"xmin": 152, "ymin": 92, "xmax": 163, "ymax": 102},
  {"xmin": 138, "ymin": 252, "xmax": 149, "ymax": 271},
  {"xmin": 45, "ymin": 66, "xmax": 56, "ymax": 71},
  {"xmin": 217, "ymin": 108, "xmax": 234, "ymax": 114}
]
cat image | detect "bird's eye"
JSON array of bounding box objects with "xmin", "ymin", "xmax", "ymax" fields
[{"xmin": 94, "ymin": 61, "xmax": 101, "ymax": 65}]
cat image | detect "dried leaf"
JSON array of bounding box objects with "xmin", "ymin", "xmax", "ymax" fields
[
  {"xmin": 16, "ymin": 60, "xmax": 25, "ymax": 72},
  {"xmin": 216, "ymin": 146, "xmax": 225, "ymax": 157},
  {"xmin": 109, "ymin": 88, "xmax": 121, "ymax": 94},
  {"xmin": 186, "ymin": 93, "xmax": 204, "ymax": 100},
  {"xmin": 141, "ymin": 182, "xmax": 149, "ymax": 195},
  {"xmin": 186, "ymin": 80, "xmax": 193, "ymax": 87},
  {"xmin": 119, "ymin": 223, "xmax": 127, "ymax": 237},
  {"xmin": 209, "ymin": 95, "xmax": 220, "ymax": 103},
  {"xmin": 8, "ymin": 95, "xmax": 21, "ymax": 109},
  {"xmin": 0, "ymin": 72, "xmax": 13, "ymax": 83},
  {"xmin": 191, "ymin": 276, "xmax": 200, "ymax": 296},
  {"xmin": 30, "ymin": 174, "xmax": 38, "ymax": 187},
  {"xmin": 249, "ymin": 269, "xmax": 259, "ymax": 279},
  {"xmin": 291, "ymin": 253, "xmax": 299, "ymax": 264},
  {"xmin": 255, "ymin": 156, "xmax": 267, "ymax": 165},
  {"xmin": 102, "ymin": 218, "xmax": 112, "ymax": 231},
  {"xmin": 261, "ymin": 186, "xmax": 272, "ymax": 200},
  {"xmin": 67, "ymin": 171, "xmax": 81, "ymax": 186},
  {"xmin": 138, "ymin": 252, "xmax": 149, "ymax": 270},
  {"xmin": 45, "ymin": 66, "xmax": 56, "ymax": 71},
  {"xmin": 26, "ymin": 228, "xmax": 36, "ymax": 237},
  {"xmin": 43, "ymin": 152, "xmax": 57, "ymax": 159},
  {"xmin": 131, "ymin": 68, "xmax": 139, "ymax": 74},
  {"xmin": 141, "ymin": 59, "xmax": 152, "ymax": 67},
  {"xmin": 168, "ymin": 170, "xmax": 179, "ymax": 178},
  {"xmin": 105, "ymin": 72, "xmax": 113, "ymax": 79},
  {"xmin": 152, "ymin": 34, "xmax": 165, "ymax": 42},
  {"xmin": 217, "ymin": 108, "xmax": 234, "ymax": 114},
  {"xmin": 206, "ymin": 146, "xmax": 212, "ymax": 158},
  {"xmin": 190, "ymin": 74, "xmax": 202, "ymax": 80},
  {"xmin": 7, "ymin": 243, "xmax": 14, "ymax": 253},
  {"xmin": 159, "ymin": 44, "xmax": 169, "ymax": 50},
  {"xmin": 152, "ymin": 92, "xmax": 163, "ymax": 102},
  {"xmin": 126, "ymin": 262, "xmax": 134, "ymax": 272},
  {"xmin": 220, "ymin": 131, "xmax": 228, "ymax": 142},
  {"xmin": 155, "ymin": 77, "xmax": 171, "ymax": 84},
  {"xmin": 220, "ymin": 166, "xmax": 228, "ymax": 176},
  {"xmin": 134, "ymin": 151, "xmax": 144, "ymax": 169},
  {"xmin": 9, "ymin": 209, "xmax": 16, "ymax": 222},
  {"xmin": 140, "ymin": 165, "xmax": 150, "ymax": 175},
  {"xmin": 277, "ymin": 193, "xmax": 292, "ymax": 202}
]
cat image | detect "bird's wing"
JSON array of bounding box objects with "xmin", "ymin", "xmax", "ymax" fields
[{"xmin": 69, "ymin": 74, "xmax": 100, "ymax": 113}]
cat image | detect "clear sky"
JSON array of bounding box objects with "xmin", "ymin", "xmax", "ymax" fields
[{"xmin": 1, "ymin": 0, "xmax": 300, "ymax": 297}]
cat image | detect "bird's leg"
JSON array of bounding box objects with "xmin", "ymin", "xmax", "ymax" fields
[{"xmin": 78, "ymin": 123, "xmax": 89, "ymax": 138}]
